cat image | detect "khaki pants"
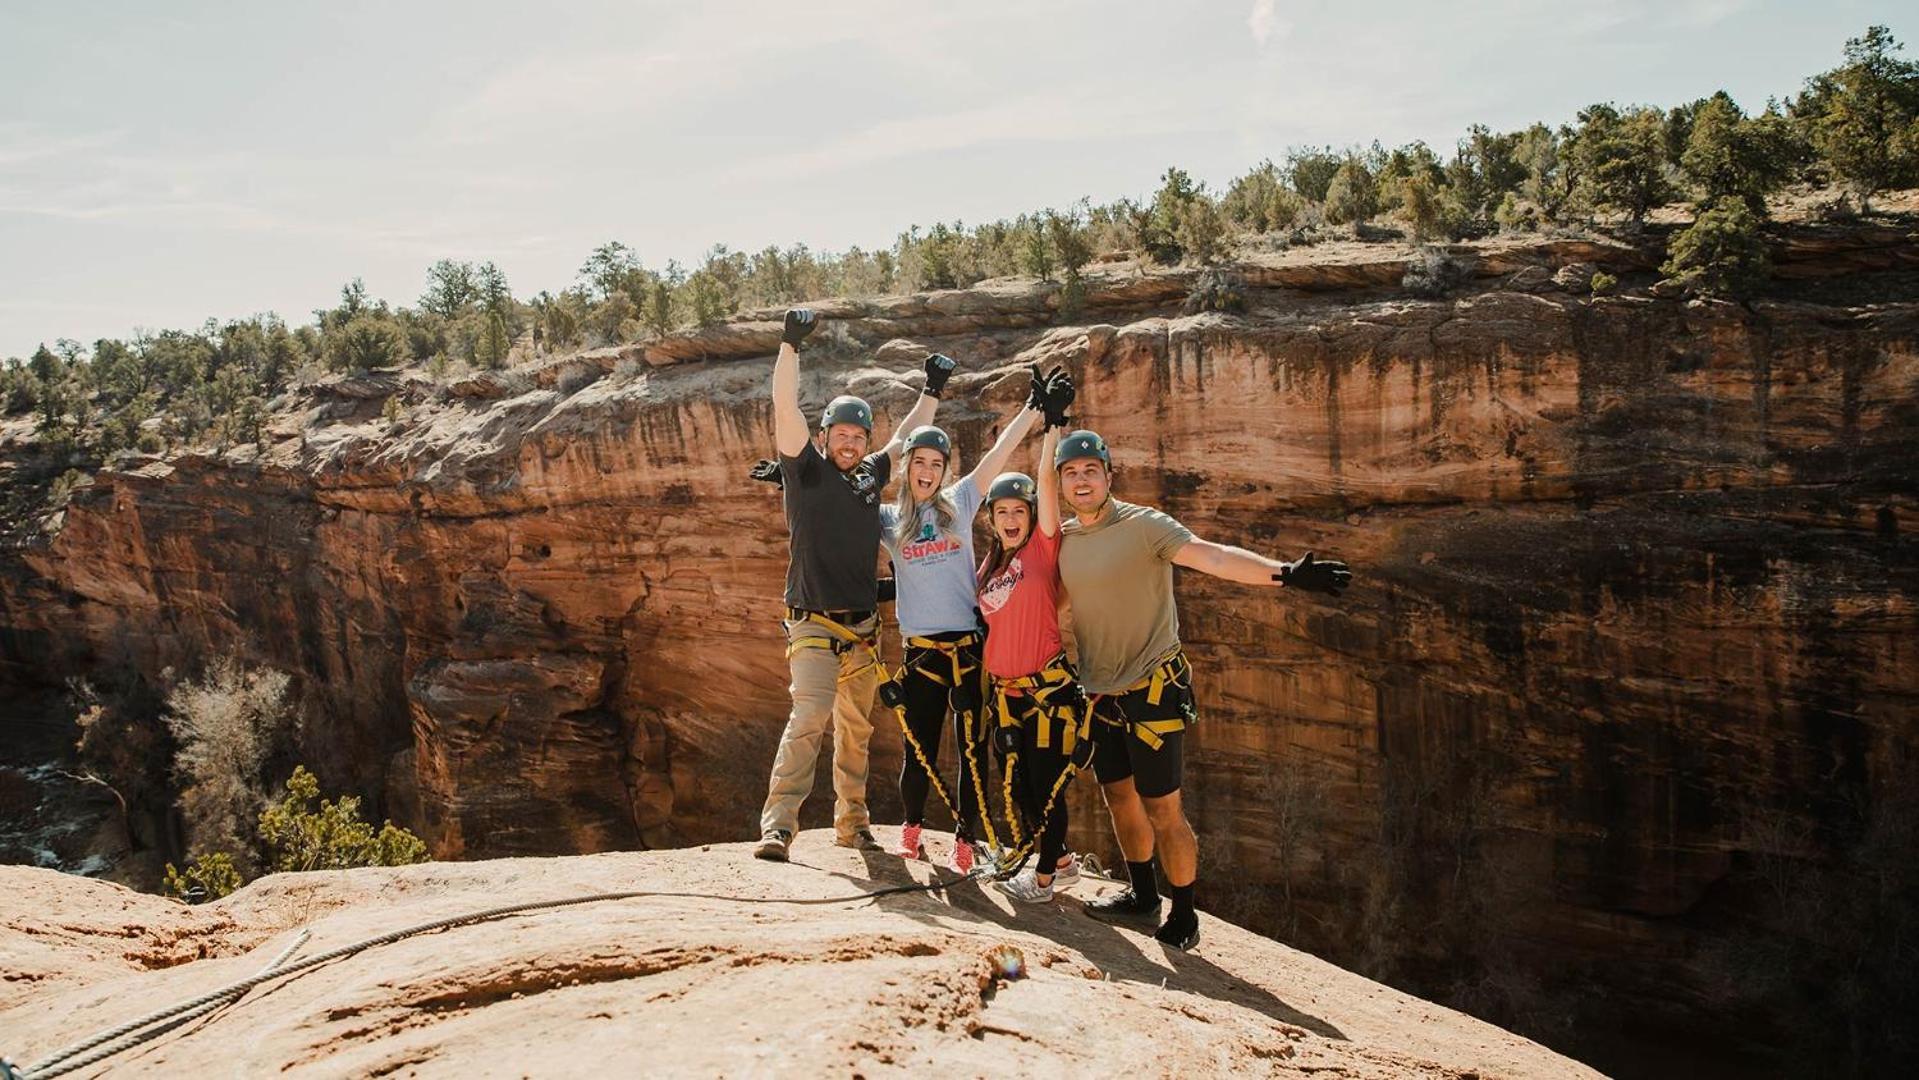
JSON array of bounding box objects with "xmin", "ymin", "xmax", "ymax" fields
[{"xmin": 758, "ymin": 613, "xmax": 881, "ymax": 841}]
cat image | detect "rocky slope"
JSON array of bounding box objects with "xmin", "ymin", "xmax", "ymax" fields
[
  {"xmin": 1, "ymin": 222, "xmax": 1915, "ymax": 1073},
  {"xmin": 0, "ymin": 832, "xmax": 1599, "ymax": 1078}
]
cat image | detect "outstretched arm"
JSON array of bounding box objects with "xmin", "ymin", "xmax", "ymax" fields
[
  {"xmin": 878, "ymin": 353, "xmax": 954, "ymax": 463},
  {"xmin": 1036, "ymin": 426, "xmax": 1061, "ymax": 537},
  {"xmin": 772, "ymin": 310, "xmax": 817, "ymax": 458},
  {"xmin": 1173, "ymin": 539, "xmax": 1352, "ymax": 595}
]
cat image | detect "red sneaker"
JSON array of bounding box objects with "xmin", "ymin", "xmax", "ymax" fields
[{"xmin": 897, "ymin": 823, "xmax": 925, "ymax": 859}]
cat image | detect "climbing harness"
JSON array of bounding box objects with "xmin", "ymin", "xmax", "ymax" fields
[
  {"xmin": 988, "ymin": 656, "xmax": 1096, "ymax": 879},
  {"xmin": 877, "ymin": 632, "xmax": 1007, "ymax": 860},
  {"xmin": 0, "ymin": 869, "xmax": 983, "ymax": 1080},
  {"xmin": 1089, "ymin": 648, "xmax": 1194, "ymax": 750},
  {"xmin": 785, "ymin": 607, "xmax": 882, "ymax": 683}
]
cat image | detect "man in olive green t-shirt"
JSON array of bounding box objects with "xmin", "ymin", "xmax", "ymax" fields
[{"xmin": 1054, "ymin": 429, "xmax": 1351, "ymax": 951}]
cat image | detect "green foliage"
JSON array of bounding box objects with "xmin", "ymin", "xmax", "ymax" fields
[
  {"xmin": 1681, "ymin": 92, "xmax": 1802, "ymax": 214},
  {"xmin": 1286, "ymin": 146, "xmax": 1343, "ymax": 201},
  {"xmin": 1447, "ymin": 125, "xmax": 1527, "ymax": 219},
  {"xmin": 1222, "ymin": 160, "xmax": 1305, "ymax": 232},
  {"xmin": 579, "ymin": 241, "xmax": 641, "ymax": 303},
  {"xmin": 1323, "ymin": 159, "xmax": 1378, "ymax": 227},
  {"xmin": 1173, "ymin": 194, "xmax": 1228, "ymax": 264},
  {"xmin": 162, "ymin": 851, "xmax": 242, "ymax": 903},
  {"xmin": 1662, "ymin": 196, "xmax": 1773, "ymax": 299},
  {"xmin": 1589, "ymin": 269, "xmax": 1618, "ymax": 295},
  {"xmin": 477, "ymin": 309, "xmax": 510, "ymax": 370},
  {"xmin": 327, "ymin": 313, "xmax": 410, "ymax": 372},
  {"xmin": 1141, "ymin": 167, "xmax": 1205, "ymax": 263},
  {"xmin": 1020, "ymin": 223, "xmax": 1055, "ymax": 280},
  {"xmin": 1572, "ymin": 104, "xmax": 1675, "ymax": 223},
  {"xmin": 419, "ymin": 259, "xmax": 479, "ymax": 318},
  {"xmin": 258, "ymin": 765, "xmax": 429, "ymax": 873},
  {"xmin": 1791, "ymin": 25, "xmax": 1919, "ymax": 210}
]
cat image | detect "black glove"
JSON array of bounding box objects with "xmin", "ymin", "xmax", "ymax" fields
[
  {"xmin": 1042, "ymin": 369, "xmax": 1075, "ymax": 430},
  {"xmin": 876, "ymin": 577, "xmax": 896, "ymax": 604},
  {"xmin": 922, "ymin": 353, "xmax": 956, "ymax": 398},
  {"xmin": 781, "ymin": 309, "xmax": 817, "ymax": 349},
  {"xmin": 748, "ymin": 458, "xmax": 783, "ymax": 488},
  {"xmin": 1025, "ymin": 363, "xmax": 1052, "ymax": 411},
  {"xmin": 1274, "ymin": 551, "xmax": 1352, "ymax": 596}
]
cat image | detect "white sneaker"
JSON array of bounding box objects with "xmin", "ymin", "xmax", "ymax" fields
[
  {"xmin": 1051, "ymin": 854, "xmax": 1081, "ymax": 888},
  {"xmin": 994, "ymin": 866, "xmax": 1055, "ymax": 904}
]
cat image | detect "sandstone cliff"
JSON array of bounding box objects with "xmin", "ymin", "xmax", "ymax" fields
[
  {"xmin": 0, "ymin": 834, "xmax": 1599, "ymax": 1078},
  {"xmin": 2, "ymin": 224, "xmax": 1915, "ymax": 1073}
]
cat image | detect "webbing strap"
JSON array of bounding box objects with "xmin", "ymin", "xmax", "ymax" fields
[
  {"xmin": 786, "ymin": 612, "xmax": 881, "ymax": 683},
  {"xmin": 1089, "ymin": 649, "xmax": 1191, "ymax": 749}
]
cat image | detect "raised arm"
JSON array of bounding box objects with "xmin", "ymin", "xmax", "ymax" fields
[
  {"xmin": 1036, "ymin": 426, "xmax": 1062, "ymax": 537},
  {"xmin": 878, "ymin": 353, "xmax": 953, "ymax": 463},
  {"xmin": 772, "ymin": 310, "xmax": 816, "ymax": 458},
  {"xmin": 1173, "ymin": 539, "xmax": 1352, "ymax": 595},
  {"xmin": 967, "ymin": 408, "xmax": 1042, "ymax": 497}
]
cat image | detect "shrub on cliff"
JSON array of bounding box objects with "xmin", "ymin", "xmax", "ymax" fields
[
  {"xmin": 162, "ymin": 851, "xmax": 242, "ymax": 902},
  {"xmin": 1681, "ymin": 92, "xmax": 1803, "ymax": 215},
  {"xmin": 1223, "ymin": 161, "xmax": 1305, "ymax": 233},
  {"xmin": 1791, "ymin": 25, "xmax": 1919, "ymax": 212},
  {"xmin": 164, "ymin": 657, "xmax": 297, "ymax": 875},
  {"xmin": 257, "ymin": 765, "xmax": 428, "ymax": 873},
  {"xmin": 1661, "ymin": 196, "xmax": 1773, "ymax": 299},
  {"xmin": 1323, "ymin": 159, "xmax": 1379, "ymax": 231},
  {"xmin": 1569, "ymin": 103, "xmax": 1675, "ymax": 225},
  {"xmin": 1403, "ymin": 247, "xmax": 1474, "ymax": 298},
  {"xmin": 326, "ymin": 313, "xmax": 410, "ymax": 372}
]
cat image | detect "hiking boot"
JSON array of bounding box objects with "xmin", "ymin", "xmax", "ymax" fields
[
  {"xmin": 1154, "ymin": 913, "xmax": 1201, "ymax": 951},
  {"xmin": 994, "ymin": 865, "xmax": 1056, "ymax": 904},
  {"xmin": 753, "ymin": 829, "xmax": 792, "ymax": 862},
  {"xmin": 1085, "ymin": 886, "xmax": 1161, "ymax": 925},
  {"xmin": 896, "ymin": 822, "xmax": 926, "ymax": 860},
  {"xmin": 836, "ymin": 827, "xmax": 884, "ymax": 852},
  {"xmin": 1051, "ymin": 853, "xmax": 1081, "ymax": 889}
]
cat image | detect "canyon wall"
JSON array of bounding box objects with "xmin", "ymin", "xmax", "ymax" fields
[{"xmin": 2, "ymin": 230, "xmax": 1914, "ymax": 1073}]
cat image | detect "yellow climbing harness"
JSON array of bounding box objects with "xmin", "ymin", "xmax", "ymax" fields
[
  {"xmin": 881, "ymin": 632, "xmax": 1004, "ymax": 854},
  {"xmin": 784, "ymin": 608, "xmax": 882, "ymax": 683},
  {"xmin": 990, "ymin": 656, "xmax": 1094, "ymax": 877},
  {"xmin": 1089, "ymin": 648, "xmax": 1193, "ymax": 750}
]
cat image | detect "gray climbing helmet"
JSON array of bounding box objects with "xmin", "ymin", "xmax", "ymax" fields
[
  {"xmin": 986, "ymin": 472, "xmax": 1036, "ymax": 506},
  {"xmin": 819, "ymin": 395, "xmax": 873, "ymax": 432},
  {"xmin": 1053, "ymin": 429, "xmax": 1110, "ymax": 470},
  {"xmin": 903, "ymin": 425, "xmax": 951, "ymax": 459}
]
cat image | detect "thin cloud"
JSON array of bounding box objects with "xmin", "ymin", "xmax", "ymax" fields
[{"xmin": 1248, "ymin": 0, "xmax": 1281, "ymax": 47}]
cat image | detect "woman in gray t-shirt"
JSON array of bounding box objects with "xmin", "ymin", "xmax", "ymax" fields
[{"xmin": 877, "ymin": 373, "xmax": 1045, "ymax": 873}]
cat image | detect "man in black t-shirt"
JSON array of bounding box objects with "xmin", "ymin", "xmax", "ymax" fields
[{"xmin": 754, "ymin": 309, "xmax": 951, "ymax": 861}]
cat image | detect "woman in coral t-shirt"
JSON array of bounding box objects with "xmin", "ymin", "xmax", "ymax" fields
[{"xmin": 977, "ymin": 421, "xmax": 1086, "ymax": 902}]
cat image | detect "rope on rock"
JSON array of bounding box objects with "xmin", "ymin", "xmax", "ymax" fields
[{"xmin": 4, "ymin": 869, "xmax": 980, "ymax": 1079}]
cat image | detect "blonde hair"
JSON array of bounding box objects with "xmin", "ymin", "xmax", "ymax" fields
[{"xmin": 894, "ymin": 449, "xmax": 960, "ymax": 548}]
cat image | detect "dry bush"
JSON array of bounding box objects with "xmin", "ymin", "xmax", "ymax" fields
[{"xmin": 164, "ymin": 657, "xmax": 296, "ymax": 873}]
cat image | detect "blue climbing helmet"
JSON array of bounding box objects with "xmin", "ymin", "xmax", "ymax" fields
[{"xmin": 1053, "ymin": 429, "xmax": 1110, "ymax": 470}]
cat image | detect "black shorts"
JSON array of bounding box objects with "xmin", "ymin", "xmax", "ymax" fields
[{"xmin": 1088, "ymin": 676, "xmax": 1196, "ymax": 799}]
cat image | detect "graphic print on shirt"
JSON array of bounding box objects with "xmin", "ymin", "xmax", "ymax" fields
[
  {"xmin": 899, "ymin": 515, "xmax": 964, "ymax": 564},
  {"xmin": 978, "ymin": 556, "xmax": 1026, "ymax": 616}
]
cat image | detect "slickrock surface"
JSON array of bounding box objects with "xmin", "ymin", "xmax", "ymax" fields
[{"xmin": 0, "ymin": 833, "xmax": 1600, "ymax": 1078}]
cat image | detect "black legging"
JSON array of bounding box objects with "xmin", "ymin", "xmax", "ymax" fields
[
  {"xmin": 897, "ymin": 634, "xmax": 989, "ymax": 839},
  {"xmin": 1002, "ymin": 692, "xmax": 1073, "ymax": 874}
]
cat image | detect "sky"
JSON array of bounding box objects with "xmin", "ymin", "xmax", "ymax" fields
[{"xmin": 0, "ymin": 0, "xmax": 1908, "ymax": 357}]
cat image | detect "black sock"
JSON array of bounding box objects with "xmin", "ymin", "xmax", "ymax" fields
[
  {"xmin": 1126, "ymin": 859, "xmax": 1160, "ymax": 902},
  {"xmin": 1166, "ymin": 882, "xmax": 1196, "ymax": 923}
]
